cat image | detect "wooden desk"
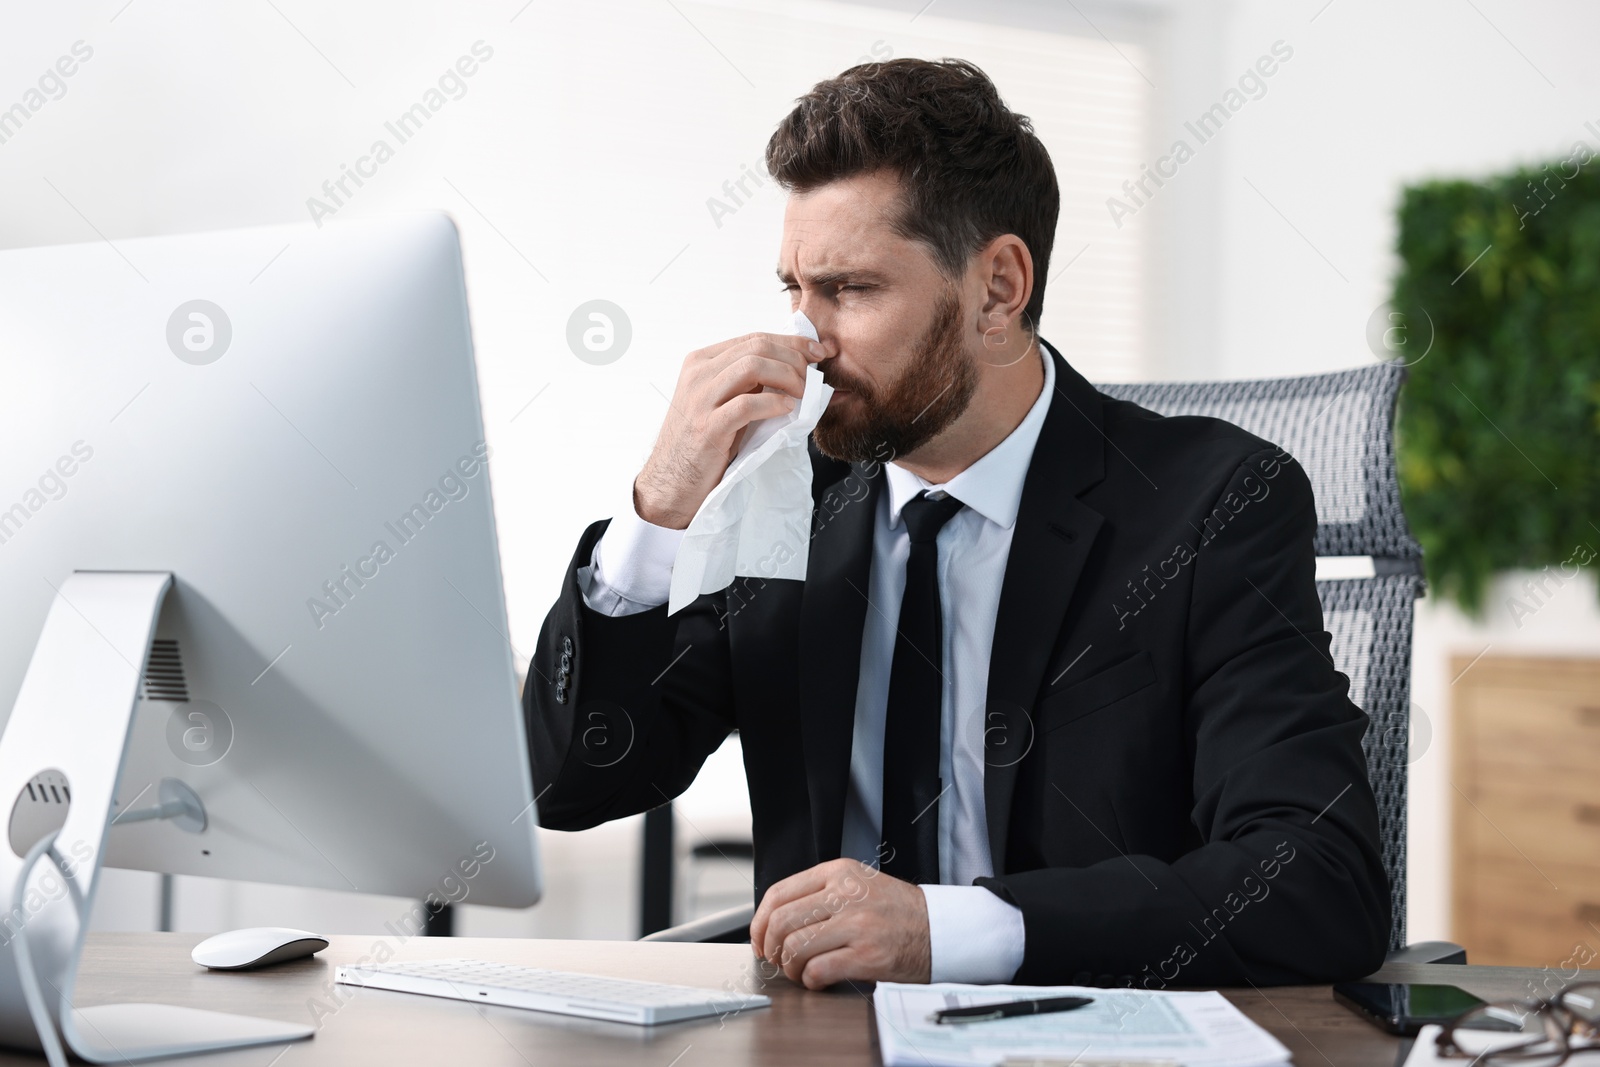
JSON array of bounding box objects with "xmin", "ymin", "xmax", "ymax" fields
[{"xmin": 39, "ymin": 934, "xmax": 1599, "ymax": 1066}]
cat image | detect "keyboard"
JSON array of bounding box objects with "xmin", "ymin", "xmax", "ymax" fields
[{"xmin": 334, "ymin": 958, "xmax": 771, "ymax": 1025}]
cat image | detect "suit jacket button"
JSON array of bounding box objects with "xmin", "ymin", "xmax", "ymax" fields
[
  {"xmin": 1071, "ymin": 970, "xmax": 1092, "ymax": 986},
  {"xmin": 560, "ymin": 651, "xmax": 572, "ymax": 672},
  {"xmin": 555, "ymin": 682, "xmax": 568, "ymax": 704},
  {"xmin": 562, "ymin": 636, "xmax": 574, "ymax": 656}
]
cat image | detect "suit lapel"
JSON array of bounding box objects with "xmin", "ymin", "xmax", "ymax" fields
[
  {"xmin": 983, "ymin": 343, "xmax": 1109, "ymax": 875},
  {"xmin": 798, "ymin": 448, "xmax": 884, "ymax": 862}
]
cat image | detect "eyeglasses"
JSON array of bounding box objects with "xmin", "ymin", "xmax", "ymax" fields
[{"xmin": 1435, "ymin": 981, "xmax": 1600, "ymax": 1066}]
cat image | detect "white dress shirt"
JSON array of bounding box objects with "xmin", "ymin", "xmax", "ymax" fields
[{"xmin": 576, "ymin": 341, "xmax": 1056, "ymax": 983}]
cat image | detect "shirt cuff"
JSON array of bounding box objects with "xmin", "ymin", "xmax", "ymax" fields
[
  {"xmin": 579, "ymin": 485, "xmax": 685, "ymax": 616},
  {"xmin": 921, "ymin": 884, "xmax": 1026, "ymax": 984}
]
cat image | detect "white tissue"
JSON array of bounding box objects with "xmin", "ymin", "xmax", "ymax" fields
[{"xmin": 667, "ymin": 311, "xmax": 834, "ymax": 615}]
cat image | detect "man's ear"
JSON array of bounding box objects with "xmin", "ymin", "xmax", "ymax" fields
[{"xmin": 973, "ymin": 233, "xmax": 1034, "ymax": 337}]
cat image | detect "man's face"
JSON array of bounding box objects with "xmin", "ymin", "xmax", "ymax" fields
[{"xmin": 777, "ymin": 169, "xmax": 977, "ymax": 464}]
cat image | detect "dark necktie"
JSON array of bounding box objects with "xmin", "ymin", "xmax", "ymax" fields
[{"xmin": 880, "ymin": 489, "xmax": 966, "ymax": 885}]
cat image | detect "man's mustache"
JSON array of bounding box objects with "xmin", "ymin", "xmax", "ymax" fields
[{"xmin": 820, "ymin": 360, "xmax": 868, "ymax": 395}]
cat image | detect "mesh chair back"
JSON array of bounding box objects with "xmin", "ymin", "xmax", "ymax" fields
[{"xmin": 1096, "ymin": 362, "xmax": 1420, "ymax": 951}]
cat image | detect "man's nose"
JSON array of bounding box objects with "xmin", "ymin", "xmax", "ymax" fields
[{"xmin": 797, "ymin": 301, "xmax": 837, "ymax": 357}]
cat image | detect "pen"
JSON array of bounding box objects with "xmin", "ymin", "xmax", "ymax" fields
[{"xmin": 930, "ymin": 995, "xmax": 1094, "ymax": 1024}]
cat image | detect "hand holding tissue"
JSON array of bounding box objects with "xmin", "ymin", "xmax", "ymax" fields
[{"xmin": 667, "ymin": 311, "xmax": 834, "ymax": 615}]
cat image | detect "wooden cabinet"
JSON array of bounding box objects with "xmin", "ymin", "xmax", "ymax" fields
[{"xmin": 1452, "ymin": 655, "xmax": 1600, "ymax": 966}]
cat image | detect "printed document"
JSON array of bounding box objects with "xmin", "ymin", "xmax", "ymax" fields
[{"xmin": 874, "ymin": 982, "xmax": 1293, "ymax": 1067}]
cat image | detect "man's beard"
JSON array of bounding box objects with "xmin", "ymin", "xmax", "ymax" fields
[{"xmin": 812, "ymin": 288, "xmax": 977, "ymax": 465}]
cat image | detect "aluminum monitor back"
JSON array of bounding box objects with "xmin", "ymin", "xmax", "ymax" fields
[{"xmin": 0, "ymin": 212, "xmax": 540, "ymax": 908}]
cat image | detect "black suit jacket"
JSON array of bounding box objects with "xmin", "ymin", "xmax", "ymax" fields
[{"xmin": 525, "ymin": 343, "xmax": 1391, "ymax": 988}]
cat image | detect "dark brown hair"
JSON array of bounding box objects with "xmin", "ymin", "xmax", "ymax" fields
[{"xmin": 766, "ymin": 57, "xmax": 1060, "ymax": 331}]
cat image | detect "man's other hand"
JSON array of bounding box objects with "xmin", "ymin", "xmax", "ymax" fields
[{"xmin": 748, "ymin": 858, "xmax": 931, "ymax": 989}]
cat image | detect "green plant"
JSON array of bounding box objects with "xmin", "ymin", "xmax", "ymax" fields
[{"xmin": 1391, "ymin": 149, "xmax": 1600, "ymax": 613}]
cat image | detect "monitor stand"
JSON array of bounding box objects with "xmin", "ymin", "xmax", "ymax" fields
[{"xmin": 0, "ymin": 571, "xmax": 313, "ymax": 1063}]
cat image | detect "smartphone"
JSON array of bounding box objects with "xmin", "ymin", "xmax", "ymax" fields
[{"xmin": 1332, "ymin": 982, "xmax": 1489, "ymax": 1036}]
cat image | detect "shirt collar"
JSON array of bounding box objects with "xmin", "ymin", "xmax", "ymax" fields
[{"xmin": 884, "ymin": 338, "xmax": 1056, "ymax": 532}]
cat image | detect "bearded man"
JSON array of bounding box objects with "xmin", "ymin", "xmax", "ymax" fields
[{"xmin": 525, "ymin": 57, "xmax": 1389, "ymax": 991}]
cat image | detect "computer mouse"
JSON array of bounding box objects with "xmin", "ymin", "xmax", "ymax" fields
[{"xmin": 192, "ymin": 927, "xmax": 330, "ymax": 970}]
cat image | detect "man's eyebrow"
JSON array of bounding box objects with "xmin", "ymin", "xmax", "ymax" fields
[{"xmin": 775, "ymin": 266, "xmax": 890, "ymax": 286}]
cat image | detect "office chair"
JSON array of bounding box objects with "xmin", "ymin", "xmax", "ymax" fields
[
  {"xmin": 645, "ymin": 360, "xmax": 1465, "ymax": 965},
  {"xmin": 1098, "ymin": 361, "xmax": 1460, "ymax": 964}
]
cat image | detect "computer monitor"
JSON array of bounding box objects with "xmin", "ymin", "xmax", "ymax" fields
[{"xmin": 0, "ymin": 212, "xmax": 541, "ymax": 1058}]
